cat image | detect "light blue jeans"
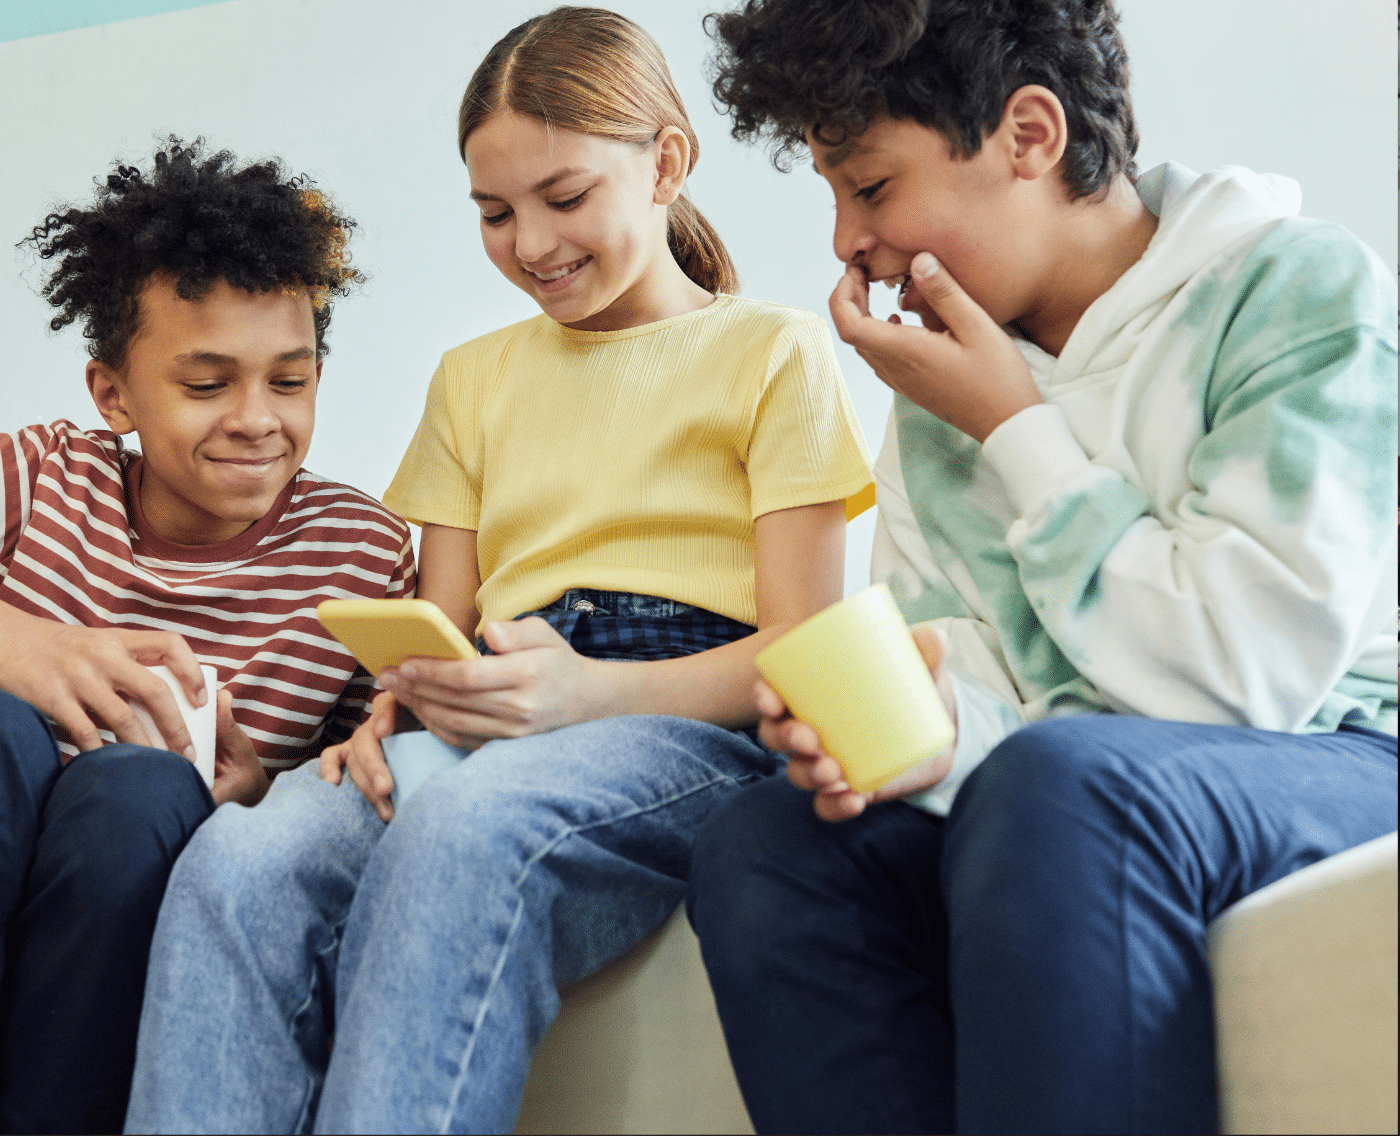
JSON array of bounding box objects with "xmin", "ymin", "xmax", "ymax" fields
[{"xmin": 124, "ymin": 715, "xmax": 778, "ymax": 1133}]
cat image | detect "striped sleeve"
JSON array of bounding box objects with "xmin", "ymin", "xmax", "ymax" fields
[{"xmin": 1, "ymin": 424, "xmax": 59, "ymax": 576}]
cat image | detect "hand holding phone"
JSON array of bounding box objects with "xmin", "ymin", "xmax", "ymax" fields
[{"xmin": 316, "ymin": 599, "xmax": 478, "ymax": 677}]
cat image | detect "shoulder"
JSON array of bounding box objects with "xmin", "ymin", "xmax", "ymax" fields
[
  {"xmin": 284, "ymin": 470, "xmax": 412, "ymax": 550},
  {"xmin": 3, "ymin": 422, "xmax": 126, "ymax": 502},
  {"xmin": 1226, "ymin": 218, "xmax": 1396, "ymax": 350},
  {"xmin": 439, "ymin": 314, "xmax": 555, "ymax": 377},
  {"xmin": 704, "ymin": 296, "xmax": 837, "ymax": 375},
  {"xmin": 7, "ymin": 420, "xmax": 121, "ymax": 465},
  {"xmin": 711, "ymin": 294, "xmax": 829, "ymax": 339}
]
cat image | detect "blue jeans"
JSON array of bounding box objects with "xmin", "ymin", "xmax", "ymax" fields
[
  {"xmin": 687, "ymin": 715, "xmax": 1399, "ymax": 1135},
  {"xmin": 0, "ymin": 690, "xmax": 213, "ymax": 1134},
  {"xmin": 125, "ymin": 714, "xmax": 778, "ymax": 1133}
]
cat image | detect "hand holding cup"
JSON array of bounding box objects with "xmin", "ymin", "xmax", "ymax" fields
[{"xmin": 755, "ymin": 584, "xmax": 956, "ymax": 820}]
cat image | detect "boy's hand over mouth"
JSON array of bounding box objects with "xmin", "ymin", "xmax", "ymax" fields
[{"xmin": 830, "ymin": 252, "xmax": 1042, "ymax": 443}]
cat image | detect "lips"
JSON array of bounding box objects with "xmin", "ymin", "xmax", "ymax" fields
[
  {"xmin": 206, "ymin": 455, "xmax": 285, "ymax": 473},
  {"xmin": 527, "ymin": 256, "xmax": 590, "ymax": 283}
]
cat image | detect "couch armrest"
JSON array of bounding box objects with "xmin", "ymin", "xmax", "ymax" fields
[{"xmin": 1207, "ymin": 831, "xmax": 1398, "ymax": 1135}]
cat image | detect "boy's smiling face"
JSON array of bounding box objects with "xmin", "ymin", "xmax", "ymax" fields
[
  {"xmin": 810, "ymin": 114, "xmax": 1055, "ymax": 333},
  {"xmin": 87, "ymin": 276, "xmax": 320, "ymax": 546}
]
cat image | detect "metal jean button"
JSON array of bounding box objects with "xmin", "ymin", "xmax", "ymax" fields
[{"xmin": 573, "ymin": 599, "xmax": 597, "ymax": 614}]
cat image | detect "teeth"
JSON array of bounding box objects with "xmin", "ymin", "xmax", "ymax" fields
[{"xmin": 534, "ymin": 259, "xmax": 584, "ymax": 282}]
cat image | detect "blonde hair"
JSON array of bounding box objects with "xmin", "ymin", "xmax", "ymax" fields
[{"xmin": 459, "ymin": 6, "xmax": 739, "ymax": 295}]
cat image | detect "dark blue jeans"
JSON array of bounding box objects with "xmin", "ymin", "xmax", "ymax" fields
[
  {"xmin": 0, "ymin": 690, "xmax": 212, "ymax": 1134},
  {"xmin": 687, "ymin": 714, "xmax": 1398, "ymax": 1135}
]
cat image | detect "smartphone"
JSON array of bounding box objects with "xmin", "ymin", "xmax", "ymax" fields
[{"xmin": 316, "ymin": 599, "xmax": 479, "ymax": 678}]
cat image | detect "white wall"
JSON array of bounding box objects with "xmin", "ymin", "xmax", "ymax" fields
[{"xmin": 1, "ymin": 0, "xmax": 1394, "ymax": 594}]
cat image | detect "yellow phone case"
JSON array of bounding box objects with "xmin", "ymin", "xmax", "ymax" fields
[{"xmin": 316, "ymin": 599, "xmax": 479, "ymax": 678}]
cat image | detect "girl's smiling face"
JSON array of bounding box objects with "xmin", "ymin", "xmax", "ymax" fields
[{"xmin": 465, "ymin": 109, "xmax": 689, "ymax": 332}]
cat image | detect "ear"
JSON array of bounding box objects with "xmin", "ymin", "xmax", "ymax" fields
[
  {"xmin": 996, "ymin": 84, "xmax": 1068, "ymax": 183},
  {"xmin": 652, "ymin": 126, "xmax": 691, "ymax": 207},
  {"xmin": 86, "ymin": 360, "xmax": 137, "ymax": 434}
]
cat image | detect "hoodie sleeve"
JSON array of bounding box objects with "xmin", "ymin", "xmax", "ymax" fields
[{"xmin": 981, "ymin": 222, "xmax": 1397, "ymax": 735}]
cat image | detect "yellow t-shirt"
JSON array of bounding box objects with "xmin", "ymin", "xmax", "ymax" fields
[{"xmin": 383, "ymin": 294, "xmax": 874, "ymax": 626}]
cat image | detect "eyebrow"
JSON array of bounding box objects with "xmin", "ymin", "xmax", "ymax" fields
[
  {"xmin": 469, "ymin": 166, "xmax": 591, "ymax": 203},
  {"xmin": 812, "ymin": 138, "xmax": 866, "ymax": 173},
  {"xmin": 174, "ymin": 347, "xmax": 314, "ymax": 366}
]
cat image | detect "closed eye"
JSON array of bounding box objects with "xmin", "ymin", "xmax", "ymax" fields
[
  {"xmin": 481, "ymin": 208, "xmax": 512, "ymax": 227},
  {"xmin": 854, "ymin": 179, "xmax": 888, "ymax": 202},
  {"xmin": 549, "ymin": 190, "xmax": 589, "ymax": 211}
]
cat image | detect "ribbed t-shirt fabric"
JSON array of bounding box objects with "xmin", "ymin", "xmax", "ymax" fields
[{"xmin": 384, "ymin": 294, "xmax": 874, "ymax": 626}]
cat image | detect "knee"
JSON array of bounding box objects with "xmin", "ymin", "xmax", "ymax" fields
[
  {"xmin": 953, "ymin": 715, "xmax": 1142, "ymax": 831},
  {"xmin": 943, "ymin": 716, "xmax": 1151, "ymax": 916},
  {"xmin": 687, "ymin": 777, "xmax": 836, "ymax": 960},
  {"xmin": 0, "ymin": 689, "xmax": 60, "ymax": 782},
  {"xmin": 38, "ymin": 748, "xmax": 212, "ymax": 906}
]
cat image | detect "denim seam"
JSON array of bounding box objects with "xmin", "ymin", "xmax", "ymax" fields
[
  {"xmin": 291, "ymin": 917, "xmax": 350, "ymax": 1133},
  {"xmin": 436, "ymin": 764, "xmax": 751, "ymax": 1133}
]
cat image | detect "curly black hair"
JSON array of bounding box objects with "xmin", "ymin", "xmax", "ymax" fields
[
  {"xmin": 706, "ymin": 0, "xmax": 1139, "ymax": 200},
  {"xmin": 20, "ymin": 137, "xmax": 363, "ymax": 368}
]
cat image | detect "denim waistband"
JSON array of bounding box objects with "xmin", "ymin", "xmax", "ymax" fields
[
  {"xmin": 481, "ymin": 590, "xmax": 756, "ymax": 664},
  {"xmin": 532, "ymin": 589, "xmax": 720, "ymax": 621}
]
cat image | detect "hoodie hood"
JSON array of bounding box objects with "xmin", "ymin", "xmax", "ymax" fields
[{"xmin": 1050, "ymin": 163, "xmax": 1303, "ymax": 382}]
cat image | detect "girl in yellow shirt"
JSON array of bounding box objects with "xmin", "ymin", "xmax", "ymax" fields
[{"xmin": 127, "ymin": 8, "xmax": 871, "ymax": 1131}]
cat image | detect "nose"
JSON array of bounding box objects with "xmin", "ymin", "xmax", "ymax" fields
[
  {"xmin": 513, "ymin": 207, "xmax": 558, "ymax": 267},
  {"xmin": 832, "ymin": 202, "xmax": 875, "ymax": 269},
  {"xmin": 224, "ymin": 381, "xmax": 278, "ymax": 438}
]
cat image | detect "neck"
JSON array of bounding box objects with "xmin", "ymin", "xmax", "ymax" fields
[{"xmin": 1015, "ymin": 176, "xmax": 1159, "ymax": 357}]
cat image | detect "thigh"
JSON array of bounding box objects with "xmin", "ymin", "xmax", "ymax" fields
[
  {"xmin": 376, "ymin": 714, "xmax": 781, "ymax": 983},
  {"xmin": 125, "ymin": 760, "xmax": 389, "ymax": 1136},
  {"xmin": 1, "ymin": 745, "xmax": 211, "ymax": 1135},
  {"xmin": 942, "ymin": 715, "xmax": 1398, "ymax": 1135},
  {"xmin": 319, "ymin": 717, "xmax": 780, "ymax": 1134},
  {"xmin": 0, "ymin": 691, "xmax": 61, "ymax": 938},
  {"xmin": 168, "ymin": 757, "xmax": 386, "ymax": 959}
]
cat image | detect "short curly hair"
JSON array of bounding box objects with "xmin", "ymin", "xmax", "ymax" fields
[
  {"xmin": 706, "ymin": 0, "xmax": 1139, "ymax": 201},
  {"xmin": 21, "ymin": 137, "xmax": 363, "ymax": 368}
]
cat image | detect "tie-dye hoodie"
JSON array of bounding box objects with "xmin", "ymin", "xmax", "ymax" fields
[{"xmin": 872, "ymin": 163, "xmax": 1398, "ymax": 815}]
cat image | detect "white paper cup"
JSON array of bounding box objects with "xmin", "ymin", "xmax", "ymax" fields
[{"xmin": 128, "ymin": 664, "xmax": 219, "ymax": 787}]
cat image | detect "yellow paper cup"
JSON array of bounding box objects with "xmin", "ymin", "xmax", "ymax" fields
[{"xmin": 755, "ymin": 582, "xmax": 954, "ymax": 794}]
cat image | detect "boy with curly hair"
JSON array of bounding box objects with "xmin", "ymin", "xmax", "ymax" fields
[
  {"xmin": 0, "ymin": 138, "xmax": 414, "ymax": 1133},
  {"xmin": 688, "ymin": 1, "xmax": 1397, "ymax": 1131}
]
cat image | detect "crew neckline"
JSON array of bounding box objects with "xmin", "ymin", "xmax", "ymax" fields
[
  {"xmin": 549, "ymin": 292, "xmax": 731, "ymax": 342},
  {"xmin": 125, "ymin": 453, "xmax": 299, "ymax": 563}
]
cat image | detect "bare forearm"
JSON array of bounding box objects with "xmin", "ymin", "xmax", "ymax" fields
[{"xmin": 587, "ymin": 624, "xmax": 792, "ymax": 729}]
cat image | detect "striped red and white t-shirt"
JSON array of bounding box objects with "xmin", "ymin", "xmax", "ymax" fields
[{"xmin": 1, "ymin": 421, "xmax": 416, "ymax": 772}]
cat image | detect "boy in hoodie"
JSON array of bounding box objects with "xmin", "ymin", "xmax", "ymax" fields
[
  {"xmin": 687, "ymin": 2, "xmax": 1398, "ymax": 1132},
  {"xmin": 0, "ymin": 139, "xmax": 414, "ymax": 1133}
]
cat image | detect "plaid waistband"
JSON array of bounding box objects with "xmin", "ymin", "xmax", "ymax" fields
[{"xmin": 481, "ymin": 589, "xmax": 757, "ymax": 662}]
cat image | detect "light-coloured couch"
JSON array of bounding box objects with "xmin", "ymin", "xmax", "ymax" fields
[{"xmin": 516, "ymin": 830, "xmax": 1398, "ymax": 1135}]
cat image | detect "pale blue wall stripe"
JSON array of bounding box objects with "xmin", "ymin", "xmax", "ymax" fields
[{"xmin": 0, "ymin": 0, "xmax": 235, "ymax": 44}]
